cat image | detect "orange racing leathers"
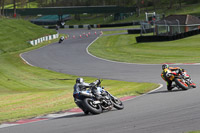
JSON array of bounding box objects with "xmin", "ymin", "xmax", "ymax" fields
[{"xmin": 161, "ymin": 67, "xmax": 183, "ymax": 91}]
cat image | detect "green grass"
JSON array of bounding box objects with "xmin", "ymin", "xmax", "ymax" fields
[
  {"xmin": 125, "ymin": 3, "xmax": 200, "ymax": 22},
  {"xmin": 164, "ymin": 3, "xmax": 200, "ymax": 16},
  {"xmin": 0, "ymin": 19, "xmax": 159, "ymax": 124},
  {"xmin": 5, "ymin": 2, "xmax": 38, "ymax": 9},
  {"xmin": 86, "ymin": 3, "xmax": 200, "ymax": 64},
  {"xmin": 89, "ymin": 31, "xmax": 200, "ymax": 64},
  {"xmin": 0, "ymin": 50, "xmax": 158, "ymax": 123},
  {"xmin": 101, "ymin": 30, "xmax": 127, "ymax": 35},
  {"xmin": 0, "ymin": 19, "xmax": 55, "ymax": 53}
]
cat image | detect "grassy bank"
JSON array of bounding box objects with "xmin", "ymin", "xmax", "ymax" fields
[
  {"xmin": 89, "ymin": 31, "xmax": 200, "ymax": 64},
  {"xmin": 0, "ymin": 19, "xmax": 56, "ymax": 53},
  {"xmin": 0, "ymin": 19, "xmax": 159, "ymax": 123}
]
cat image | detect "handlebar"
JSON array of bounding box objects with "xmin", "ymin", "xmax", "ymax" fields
[{"xmin": 89, "ymin": 79, "xmax": 101, "ymax": 87}]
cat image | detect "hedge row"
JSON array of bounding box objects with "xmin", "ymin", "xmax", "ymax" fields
[
  {"xmin": 97, "ymin": 22, "xmax": 140, "ymax": 28},
  {"xmin": 46, "ymin": 21, "xmax": 140, "ymax": 29},
  {"xmin": 136, "ymin": 29, "xmax": 200, "ymax": 43}
]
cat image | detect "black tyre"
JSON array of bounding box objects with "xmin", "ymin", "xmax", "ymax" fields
[
  {"xmin": 83, "ymin": 110, "xmax": 89, "ymax": 115},
  {"xmin": 75, "ymin": 100, "xmax": 89, "ymax": 115},
  {"xmin": 83, "ymin": 98, "xmax": 102, "ymax": 115},
  {"xmin": 111, "ymin": 97, "xmax": 124, "ymax": 110},
  {"xmin": 174, "ymin": 78, "xmax": 190, "ymax": 90},
  {"xmin": 192, "ymin": 85, "xmax": 196, "ymax": 88}
]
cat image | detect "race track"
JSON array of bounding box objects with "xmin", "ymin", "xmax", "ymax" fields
[{"xmin": 1, "ymin": 29, "xmax": 200, "ymax": 133}]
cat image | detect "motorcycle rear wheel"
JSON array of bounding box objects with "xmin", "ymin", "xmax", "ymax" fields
[
  {"xmin": 174, "ymin": 78, "xmax": 190, "ymax": 90},
  {"xmin": 83, "ymin": 98, "xmax": 102, "ymax": 115}
]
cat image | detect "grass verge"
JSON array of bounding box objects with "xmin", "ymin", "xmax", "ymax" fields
[
  {"xmin": 0, "ymin": 19, "xmax": 159, "ymax": 124},
  {"xmin": 89, "ymin": 31, "xmax": 200, "ymax": 64},
  {"xmin": 0, "ymin": 49, "xmax": 159, "ymax": 123}
]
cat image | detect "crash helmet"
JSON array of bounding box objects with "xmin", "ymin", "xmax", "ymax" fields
[
  {"xmin": 76, "ymin": 78, "xmax": 84, "ymax": 83},
  {"xmin": 162, "ymin": 64, "xmax": 169, "ymax": 70}
]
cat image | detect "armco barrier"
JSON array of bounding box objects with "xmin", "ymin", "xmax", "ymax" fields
[
  {"xmin": 128, "ymin": 28, "xmax": 153, "ymax": 34},
  {"xmin": 136, "ymin": 29, "xmax": 200, "ymax": 43},
  {"xmin": 29, "ymin": 33, "xmax": 59, "ymax": 46},
  {"xmin": 48, "ymin": 21, "xmax": 141, "ymax": 29}
]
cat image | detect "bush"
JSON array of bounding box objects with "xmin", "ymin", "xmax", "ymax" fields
[{"xmin": 185, "ymin": 0, "xmax": 200, "ymax": 4}]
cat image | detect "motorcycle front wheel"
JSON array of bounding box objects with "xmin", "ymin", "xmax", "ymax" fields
[
  {"xmin": 83, "ymin": 98, "xmax": 102, "ymax": 115},
  {"xmin": 174, "ymin": 78, "xmax": 190, "ymax": 90},
  {"xmin": 111, "ymin": 97, "xmax": 124, "ymax": 110}
]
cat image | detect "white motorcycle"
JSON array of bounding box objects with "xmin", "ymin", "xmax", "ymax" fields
[{"xmin": 74, "ymin": 80, "xmax": 124, "ymax": 115}]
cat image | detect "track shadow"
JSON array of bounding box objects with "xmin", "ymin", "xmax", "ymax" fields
[
  {"xmin": 54, "ymin": 109, "xmax": 119, "ymax": 120},
  {"xmin": 148, "ymin": 89, "xmax": 186, "ymax": 95},
  {"xmin": 54, "ymin": 113, "xmax": 86, "ymax": 119}
]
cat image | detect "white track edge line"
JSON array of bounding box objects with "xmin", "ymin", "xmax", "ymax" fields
[
  {"xmin": 19, "ymin": 53, "xmax": 34, "ymax": 66},
  {"xmin": 123, "ymin": 84, "xmax": 163, "ymax": 102},
  {"xmin": 0, "ymin": 84, "xmax": 163, "ymax": 129},
  {"xmin": 6, "ymin": 32, "xmax": 165, "ymax": 129},
  {"xmin": 86, "ymin": 37, "xmax": 200, "ymax": 66}
]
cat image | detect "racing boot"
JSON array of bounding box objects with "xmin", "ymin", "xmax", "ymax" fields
[{"xmin": 167, "ymin": 84, "xmax": 176, "ymax": 91}]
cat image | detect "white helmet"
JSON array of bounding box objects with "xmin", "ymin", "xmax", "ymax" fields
[{"xmin": 76, "ymin": 78, "xmax": 84, "ymax": 83}]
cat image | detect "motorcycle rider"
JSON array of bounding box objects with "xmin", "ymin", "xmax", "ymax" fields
[
  {"xmin": 59, "ymin": 36, "xmax": 65, "ymax": 43},
  {"xmin": 73, "ymin": 78, "xmax": 102, "ymax": 114},
  {"xmin": 73, "ymin": 78, "xmax": 102, "ymax": 100},
  {"xmin": 161, "ymin": 64, "xmax": 184, "ymax": 91}
]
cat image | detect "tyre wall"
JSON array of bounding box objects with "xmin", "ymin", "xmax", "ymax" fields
[{"xmin": 136, "ymin": 29, "xmax": 200, "ymax": 43}]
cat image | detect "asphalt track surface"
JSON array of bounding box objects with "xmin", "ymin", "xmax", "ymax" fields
[{"xmin": 1, "ymin": 29, "xmax": 200, "ymax": 133}]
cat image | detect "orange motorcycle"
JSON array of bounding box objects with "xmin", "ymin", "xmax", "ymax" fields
[{"xmin": 162, "ymin": 70, "xmax": 196, "ymax": 90}]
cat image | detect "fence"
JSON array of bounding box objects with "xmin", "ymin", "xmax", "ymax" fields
[{"xmin": 29, "ymin": 33, "xmax": 59, "ymax": 46}]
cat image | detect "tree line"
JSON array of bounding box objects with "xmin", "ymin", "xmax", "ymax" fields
[
  {"xmin": 24, "ymin": 0, "xmax": 200, "ymax": 7},
  {"xmin": 0, "ymin": 0, "xmax": 27, "ymax": 16},
  {"xmin": 1, "ymin": 0, "xmax": 200, "ymax": 16}
]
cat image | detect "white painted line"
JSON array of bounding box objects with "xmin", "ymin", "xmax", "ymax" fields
[
  {"xmin": 147, "ymin": 83, "xmax": 163, "ymax": 94},
  {"xmin": 19, "ymin": 53, "xmax": 34, "ymax": 66},
  {"xmin": 0, "ymin": 112, "xmax": 78, "ymax": 129},
  {"xmin": 44, "ymin": 112, "xmax": 78, "ymax": 119},
  {"xmin": 0, "ymin": 124, "xmax": 19, "ymax": 128},
  {"xmin": 0, "ymin": 84, "xmax": 163, "ymax": 129},
  {"xmin": 123, "ymin": 84, "xmax": 163, "ymax": 102},
  {"xmin": 19, "ymin": 41, "xmax": 57, "ymax": 67}
]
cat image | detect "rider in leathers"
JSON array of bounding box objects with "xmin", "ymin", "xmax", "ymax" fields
[
  {"xmin": 73, "ymin": 78, "xmax": 102, "ymax": 114},
  {"xmin": 73, "ymin": 78, "xmax": 102, "ymax": 100},
  {"xmin": 161, "ymin": 64, "xmax": 184, "ymax": 91}
]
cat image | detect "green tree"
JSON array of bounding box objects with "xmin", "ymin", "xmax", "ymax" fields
[
  {"xmin": 0, "ymin": 0, "xmax": 5, "ymax": 16},
  {"xmin": 0, "ymin": 0, "xmax": 2, "ymax": 16},
  {"xmin": 13, "ymin": 0, "xmax": 16, "ymax": 17}
]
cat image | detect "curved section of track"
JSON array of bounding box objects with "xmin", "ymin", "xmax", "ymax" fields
[{"xmin": 2, "ymin": 29, "xmax": 200, "ymax": 133}]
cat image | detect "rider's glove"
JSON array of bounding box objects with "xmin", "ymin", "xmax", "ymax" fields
[{"xmin": 166, "ymin": 73, "xmax": 172, "ymax": 77}]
